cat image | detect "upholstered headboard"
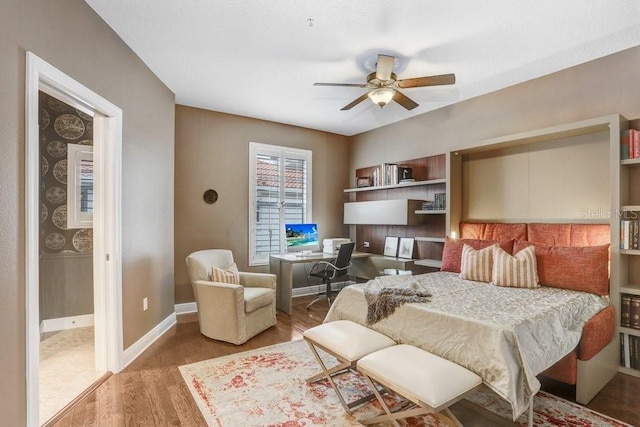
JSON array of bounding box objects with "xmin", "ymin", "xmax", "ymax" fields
[
  {"xmin": 458, "ymin": 222, "xmax": 611, "ymax": 295},
  {"xmin": 459, "ymin": 222, "xmax": 610, "ymax": 246}
]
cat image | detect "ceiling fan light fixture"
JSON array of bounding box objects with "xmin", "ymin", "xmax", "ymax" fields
[{"xmin": 368, "ymin": 87, "xmax": 395, "ymax": 108}]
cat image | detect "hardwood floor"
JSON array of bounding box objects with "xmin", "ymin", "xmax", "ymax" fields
[{"xmin": 54, "ymin": 296, "xmax": 640, "ymax": 426}]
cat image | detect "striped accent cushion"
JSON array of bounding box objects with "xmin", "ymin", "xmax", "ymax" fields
[
  {"xmin": 459, "ymin": 244, "xmax": 496, "ymax": 283},
  {"xmin": 492, "ymin": 245, "xmax": 539, "ymax": 288},
  {"xmin": 211, "ymin": 262, "xmax": 240, "ymax": 284}
]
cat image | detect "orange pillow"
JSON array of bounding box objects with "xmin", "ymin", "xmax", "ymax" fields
[
  {"xmin": 441, "ymin": 237, "xmax": 514, "ymax": 273},
  {"xmin": 513, "ymin": 241, "xmax": 609, "ymax": 295}
]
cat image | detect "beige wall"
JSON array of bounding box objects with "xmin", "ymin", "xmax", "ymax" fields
[
  {"xmin": 462, "ymin": 131, "xmax": 610, "ymax": 221},
  {"xmin": 174, "ymin": 106, "xmax": 350, "ymax": 303},
  {"xmin": 1, "ymin": 1, "xmax": 175, "ymax": 423},
  {"xmin": 350, "ymin": 46, "xmax": 640, "ymax": 185}
]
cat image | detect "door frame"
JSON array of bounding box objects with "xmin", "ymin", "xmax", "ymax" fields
[{"xmin": 25, "ymin": 51, "xmax": 123, "ymax": 426}]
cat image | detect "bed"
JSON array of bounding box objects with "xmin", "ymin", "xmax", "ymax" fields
[{"xmin": 324, "ymin": 222, "xmax": 616, "ymax": 420}]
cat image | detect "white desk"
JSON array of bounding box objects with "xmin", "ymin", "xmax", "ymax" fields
[
  {"xmin": 269, "ymin": 252, "xmax": 371, "ymax": 314},
  {"xmin": 269, "ymin": 252, "xmax": 417, "ymax": 314}
]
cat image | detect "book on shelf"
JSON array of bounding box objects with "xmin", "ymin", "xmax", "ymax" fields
[
  {"xmin": 633, "ymin": 335, "xmax": 640, "ymax": 369},
  {"xmin": 632, "ymin": 295, "xmax": 640, "ymax": 329},
  {"xmin": 371, "ymin": 163, "xmax": 401, "ymax": 186},
  {"xmin": 622, "ymin": 293, "xmax": 632, "ymax": 327},
  {"xmin": 384, "ymin": 163, "xmax": 398, "ymax": 186},
  {"xmin": 622, "ymin": 130, "xmax": 630, "ymax": 159},
  {"xmin": 621, "ymin": 333, "xmax": 630, "ymax": 368},
  {"xmin": 620, "ymin": 332, "xmax": 640, "ymax": 369},
  {"xmin": 422, "ymin": 200, "xmax": 436, "ymax": 210},
  {"xmin": 422, "ymin": 195, "xmax": 447, "ymax": 211},
  {"xmin": 621, "ymin": 129, "xmax": 640, "ymax": 160},
  {"xmin": 620, "ymin": 219, "xmax": 640, "ymax": 250},
  {"xmin": 359, "ymin": 162, "xmax": 421, "ymax": 187}
]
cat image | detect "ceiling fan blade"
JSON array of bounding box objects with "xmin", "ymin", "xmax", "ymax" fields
[
  {"xmin": 396, "ymin": 73, "xmax": 456, "ymax": 89},
  {"xmin": 393, "ymin": 91, "xmax": 419, "ymax": 110},
  {"xmin": 375, "ymin": 54, "xmax": 395, "ymax": 81},
  {"xmin": 341, "ymin": 93, "xmax": 370, "ymax": 111},
  {"xmin": 314, "ymin": 82, "xmax": 367, "ymax": 87}
]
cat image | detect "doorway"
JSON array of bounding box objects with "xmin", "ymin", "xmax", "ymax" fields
[
  {"xmin": 37, "ymin": 90, "xmax": 100, "ymax": 422},
  {"xmin": 25, "ymin": 52, "xmax": 123, "ymax": 426}
]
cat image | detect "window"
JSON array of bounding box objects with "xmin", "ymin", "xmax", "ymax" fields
[{"xmin": 249, "ymin": 142, "xmax": 312, "ymax": 265}]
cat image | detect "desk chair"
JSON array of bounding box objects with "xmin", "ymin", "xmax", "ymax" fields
[{"xmin": 306, "ymin": 242, "xmax": 355, "ymax": 309}]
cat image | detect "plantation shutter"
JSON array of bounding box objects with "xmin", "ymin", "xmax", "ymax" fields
[{"xmin": 249, "ymin": 143, "xmax": 312, "ymax": 265}]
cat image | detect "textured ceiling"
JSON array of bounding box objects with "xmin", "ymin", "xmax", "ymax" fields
[{"xmin": 85, "ymin": 1, "xmax": 640, "ymax": 136}]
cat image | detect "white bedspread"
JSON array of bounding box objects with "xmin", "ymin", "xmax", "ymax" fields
[{"xmin": 324, "ymin": 272, "xmax": 608, "ymax": 419}]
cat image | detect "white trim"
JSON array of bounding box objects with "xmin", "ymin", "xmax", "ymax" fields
[
  {"xmin": 40, "ymin": 314, "xmax": 95, "ymax": 334},
  {"xmin": 93, "ymin": 112, "xmax": 124, "ymax": 374},
  {"xmin": 175, "ymin": 302, "xmax": 198, "ymax": 315},
  {"xmin": 25, "ymin": 52, "xmax": 123, "ymax": 427},
  {"xmin": 122, "ymin": 313, "xmax": 176, "ymax": 368}
]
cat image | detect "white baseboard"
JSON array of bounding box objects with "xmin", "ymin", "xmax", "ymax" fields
[
  {"xmin": 173, "ymin": 282, "xmax": 354, "ymax": 313},
  {"xmin": 123, "ymin": 312, "xmax": 176, "ymax": 368},
  {"xmin": 175, "ymin": 302, "xmax": 198, "ymax": 315},
  {"xmin": 40, "ymin": 313, "xmax": 95, "ymax": 334}
]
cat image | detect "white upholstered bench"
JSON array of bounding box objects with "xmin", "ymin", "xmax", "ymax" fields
[
  {"xmin": 357, "ymin": 344, "xmax": 482, "ymax": 427},
  {"xmin": 303, "ymin": 320, "xmax": 396, "ymax": 413}
]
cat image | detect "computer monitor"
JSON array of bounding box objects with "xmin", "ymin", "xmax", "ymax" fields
[{"xmin": 285, "ymin": 223, "xmax": 319, "ymax": 253}]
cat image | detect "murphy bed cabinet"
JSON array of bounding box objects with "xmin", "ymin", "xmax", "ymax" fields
[
  {"xmin": 447, "ymin": 114, "xmax": 629, "ymax": 393},
  {"xmin": 344, "ymin": 154, "xmax": 449, "ymax": 271}
]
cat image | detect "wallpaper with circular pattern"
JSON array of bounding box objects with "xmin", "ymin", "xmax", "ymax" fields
[{"xmin": 39, "ymin": 91, "xmax": 93, "ymax": 254}]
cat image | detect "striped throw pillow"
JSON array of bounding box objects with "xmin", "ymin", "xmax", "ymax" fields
[
  {"xmin": 459, "ymin": 243, "xmax": 496, "ymax": 283},
  {"xmin": 492, "ymin": 245, "xmax": 539, "ymax": 288},
  {"xmin": 211, "ymin": 262, "xmax": 240, "ymax": 284}
]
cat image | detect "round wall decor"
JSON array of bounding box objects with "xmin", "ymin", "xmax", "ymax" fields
[{"xmin": 203, "ymin": 189, "xmax": 218, "ymax": 204}]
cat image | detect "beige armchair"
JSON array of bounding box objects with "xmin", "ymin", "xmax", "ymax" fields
[{"xmin": 185, "ymin": 249, "xmax": 277, "ymax": 345}]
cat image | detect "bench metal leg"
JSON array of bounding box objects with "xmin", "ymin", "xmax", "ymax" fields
[
  {"xmin": 305, "ymin": 340, "xmax": 376, "ymax": 414},
  {"xmin": 359, "ymin": 370, "xmax": 464, "ymax": 427},
  {"xmin": 305, "ymin": 360, "xmax": 350, "ymax": 383}
]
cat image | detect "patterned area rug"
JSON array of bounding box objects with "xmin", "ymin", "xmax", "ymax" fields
[{"xmin": 179, "ymin": 340, "xmax": 631, "ymax": 427}]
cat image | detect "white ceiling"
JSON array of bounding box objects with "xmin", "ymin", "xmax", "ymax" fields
[{"xmin": 85, "ymin": 1, "xmax": 640, "ymax": 136}]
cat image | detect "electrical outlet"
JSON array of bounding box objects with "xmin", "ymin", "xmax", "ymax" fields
[
  {"xmin": 143, "ymin": 297, "xmax": 148, "ymax": 311},
  {"xmin": 363, "ymin": 241, "xmax": 370, "ymax": 248}
]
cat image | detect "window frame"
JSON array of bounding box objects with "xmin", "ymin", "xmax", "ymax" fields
[
  {"xmin": 248, "ymin": 142, "xmax": 312, "ymax": 266},
  {"xmin": 66, "ymin": 143, "xmax": 94, "ymax": 229}
]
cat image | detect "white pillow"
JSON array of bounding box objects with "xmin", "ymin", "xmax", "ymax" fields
[
  {"xmin": 492, "ymin": 245, "xmax": 539, "ymax": 288},
  {"xmin": 459, "ymin": 243, "xmax": 496, "ymax": 283}
]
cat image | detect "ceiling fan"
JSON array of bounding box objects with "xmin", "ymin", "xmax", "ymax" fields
[{"xmin": 314, "ymin": 54, "xmax": 456, "ymax": 111}]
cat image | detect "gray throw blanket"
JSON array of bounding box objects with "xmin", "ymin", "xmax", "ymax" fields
[{"xmin": 363, "ymin": 281, "xmax": 431, "ymax": 325}]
